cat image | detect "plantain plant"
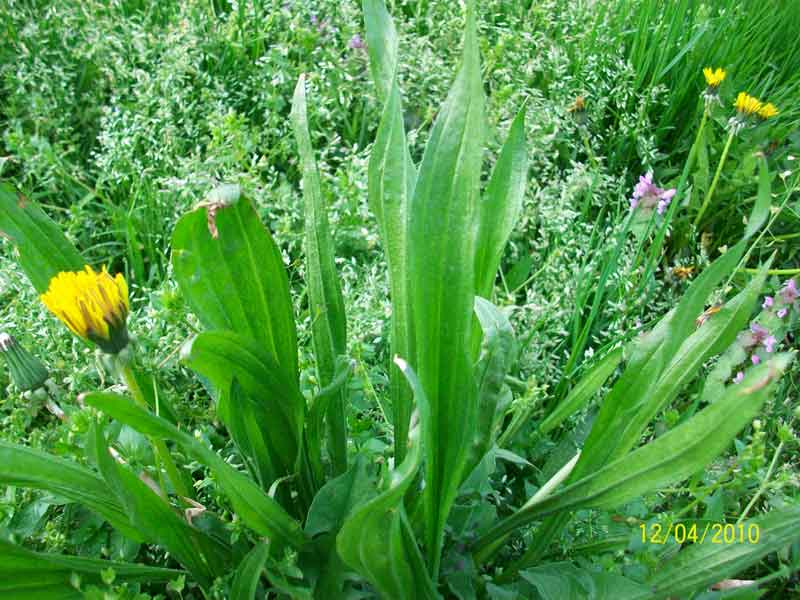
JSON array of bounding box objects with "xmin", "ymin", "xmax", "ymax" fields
[{"xmin": 1, "ymin": 1, "xmax": 798, "ymax": 598}]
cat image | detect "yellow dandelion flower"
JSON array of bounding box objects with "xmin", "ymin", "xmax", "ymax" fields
[
  {"xmin": 703, "ymin": 67, "xmax": 726, "ymax": 88},
  {"xmin": 757, "ymin": 102, "xmax": 779, "ymax": 120},
  {"xmin": 40, "ymin": 265, "xmax": 130, "ymax": 354},
  {"xmin": 734, "ymin": 92, "xmax": 762, "ymax": 117}
]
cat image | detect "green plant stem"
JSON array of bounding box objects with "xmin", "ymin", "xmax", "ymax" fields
[
  {"xmin": 694, "ymin": 128, "xmax": 734, "ymax": 228},
  {"xmin": 117, "ymin": 358, "xmax": 191, "ymax": 500},
  {"xmin": 740, "ymin": 267, "xmax": 800, "ymax": 275},
  {"xmin": 724, "ymin": 182, "xmax": 793, "ymax": 289},
  {"xmin": 737, "ymin": 441, "xmax": 783, "ymax": 525}
]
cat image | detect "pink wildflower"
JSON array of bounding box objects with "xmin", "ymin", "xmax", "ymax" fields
[{"xmin": 630, "ymin": 171, "xmax": 676, "ymax": 213}]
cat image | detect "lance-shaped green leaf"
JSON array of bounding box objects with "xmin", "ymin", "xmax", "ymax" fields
[
  {"xmin": 171, "ymin": 185, "xmax": 298, "ymax": 378},
  {"xmin": 84, "ymin": 392, "xmax": 308, "ymax": 552},
  {"xmin": 88, "ymin": 420, "xmax": 230, "ymax": 588},
  {"xmin": 473, "ymin": 353, "xmax": 792, "ymax": 556},
  {"xmin": 0, "ymin": 441, "xmax": 142, "ymax": 542},
  {"xmin": 464, "ymin": 297, "xmax": 516, "ymax": 475},
  {"xmin": 0, "ymin": 182, "xmax": 84, "ymax": 293},
  {"xmin": 407, "ymin": 0, "xmax": 484, "ymax": 572},
  {"xmin": 291, "ymin": 76, "xmax": 348, "ymax": 475},
  {"xmin": 306, "ymin": 357, "xmax": 353, "ymax": 486},
  {"xmin": 231, "ymin": 542, "xmax": 271, "ymax": 600},
  {"xmin": 474, "ymin": 108, "xmax": 528, "ymax": 300},
  {"xmin": 538, "ymin": 346, "xmax": 623, "ymax": 436},
  {"xmin": 181, "ymin": 330, "xmax": 304, "ymax": 487},
  {"xmin": 363, "ymin": 0, "xmax": 399, "ymax": 103},
  {"xmin": 0, "ymin": 539, "xmax": 182, "ymax": 600},
  {"xmin": 604, "ymin": 259, "xmax": 769, "ymax": 465},
  {"xmin": 575, "ymin": 239, "xmax": 751, "ymax": 477},
  {"xmin": 337, "ymin": 358, "xmax": 439, "ymax": 599},
  {"xmin": 507, "ymin": 242, "xmax": 759, "ymax": 570},
  {"xmin": 364, "ymin": 0, "xmax": 417, "ymax": 464},
  {"xmin": 647, "ymin": 506, "xmax": 800, "ymax": 599},
  {"xmin": 519, "ymin": 562, "xmax": 650, "ymax": 599}
]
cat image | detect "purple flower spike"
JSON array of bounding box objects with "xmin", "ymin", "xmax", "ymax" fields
[
  {"xmin": 733, "ymin": 371, "xmax": 744, "ymax": 384},
  {"xmin": 348, "ymin": 34, "xmax": 365, "ymax": 49},
  {"xmin": 780, "ymin": 279, "xmax": 798, "ymax": 304},
  {"xmin": 751, "ymin": 354, "xmax": 761, "ymax": 365},
  {"xmin": 764, "ymin": 335, "xmax": 777, "ymax": 353},
  {"xmin": 777, "ymin": 307, "xmax": 788, "ymax": 318},
  {"xmin": 750, "ymin": 322, "xmax": 769, "ymax": 339},
  {"xmin": 762, "ymin": 296, "xmax": 774, "ymax": 309},
  {"xmin": 630, "ymin": 172, "xmax": 676, "ymax": 213}
]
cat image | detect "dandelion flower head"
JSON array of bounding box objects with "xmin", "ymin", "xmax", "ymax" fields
[
  {"xmin": 703, "ymin": 67, "xmax": 726, "ymax": 89},
  {"xmin": 40, "ymin": 265, "xmax": 130, "ymax": 354}
]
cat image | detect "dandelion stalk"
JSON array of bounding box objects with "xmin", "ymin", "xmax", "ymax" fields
[
  {"xmin": 40, "ymin": 265, "xmax": 191, "ymax": 500},
  {"xmin": 694, "ymin": 128, "xmax": 734, "ymax": 228},
  {"xmin": 115, "ymin": 353, "xmax": 191, "ymax": 500}
]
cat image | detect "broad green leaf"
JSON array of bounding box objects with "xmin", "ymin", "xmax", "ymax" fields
[
  {"xmin": 337, "ymin": 358, "xmax": 439, "ymax": 599},
  {"xmin": 464, "ymin": 297, "xmax": 516, "ymax": 475},
  {"xmin": 84, "ymin": 392, "xmax": 308, "ymax": 552},
  {"xmin": 181, "ymin": 330, "xmax": 304, "ymax": 487},
  {"xmin": 743, "ymin": 156, "xmax": 771, "ymax": 239},
  {"xmin": 520, "ymin": 562, "xmax": 649, "ymax": 599},
  {"xmin": 306, "ymin": 455, "xmax": 376, "ymax": 537},
  {"xmin": 364, "ymin": 0, "xmax": 417, "ymax": 463},
  {"xmin": 408, "ymin": 0, "xmax": 484, "ymax": 571},
  {"xmin": 474, "ymin": 354, "xmax": 792, "ymax": 552},
  {"xmin": 305, "ymin": 456, "xmax": 376, "ymax": 598},
  {"xmin": 0, "ymin": 538, "xmax": 181, "ymax": 600},
  {"xmin": 0, "ymin": 182, "xmax": 84, "ymax": 292},
  {"xmin": 0, "ymin": 441, "xmax": 142, "ymax": 542},
  {"xmin": 231, "ymin": 542, "xmax": 270, "ymax": 600},
  {"xmin": 648, "ymin": 506, "xmax": 800, "ymax": 599},
  {"xmin": 171, "ymin": 185, "xmax": 298, "ymax": 378},
  {"xmin": 88, "ymin": 420, "xmax": 230, "ymax": 587},
  {"xmin": 291, "ymin": 76, "xmax": 348, "ymax": 475},
  {"xmin": 538, "ymin": 346, "xmax": 623, "ymax": 435},
  {"xmin": 474, "ymin": 108, "xmax": 528, "ymax": 300}
]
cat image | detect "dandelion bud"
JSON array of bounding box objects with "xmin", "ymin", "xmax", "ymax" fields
[
  {"xmin": 702, "ymin": 67, "xmax": 725, "ymax": 107},
  {"xmin": 40, "ymin": 266, "xmax": 130, "ymax": 354},
  {"xmin": 0, "ymin": 332, "xmax": 49, "ymax": 392}
]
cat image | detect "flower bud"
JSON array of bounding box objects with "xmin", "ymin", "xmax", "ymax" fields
[{"xmin": 0, "ymin": 332, "xmax": 49, "ymax": 392}]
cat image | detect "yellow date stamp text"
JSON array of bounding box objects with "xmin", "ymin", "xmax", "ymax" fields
[{"xmin": 640, "ymin": 522, "xmax": 760, "ymax": 545}]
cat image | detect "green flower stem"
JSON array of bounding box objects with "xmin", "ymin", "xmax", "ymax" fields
[
  {"xmin": 741, "ymin": 267, "xmax": 800, "ymax": 275},
  {"xmin": 694, "ymin": 128, "xmax": 735, "ymax": 228},
  {"xmin": 116, "ymin": 356, "xmax": 192, "ymax": 500},
  {"xmin": 737, "ymin": 441, "xmax": 784, "ymax": 525}
]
